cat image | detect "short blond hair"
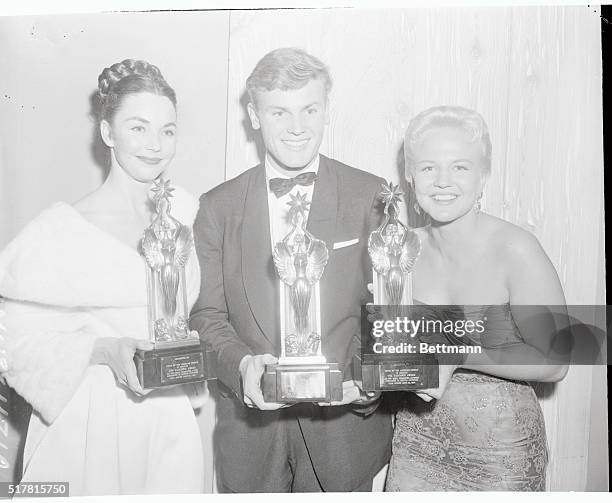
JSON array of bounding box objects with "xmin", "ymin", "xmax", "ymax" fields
[
  {"xmin": 404, "ymin": 106, "xmax": 492, "ymax": 174},
  {"xmin": 246, "ymin": 48, "xmax": 332, "ymax": 106}
]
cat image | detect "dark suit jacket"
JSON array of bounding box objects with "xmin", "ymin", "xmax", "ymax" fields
[{"xmin": 190, "ymin": 155, "xmax": 393, "ymax": 491}]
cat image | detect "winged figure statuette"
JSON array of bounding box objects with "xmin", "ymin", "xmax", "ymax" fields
[
  {"xmin": 368, "ymin": 182, "xmax": 421, "ymax": 305},
  {"xmin": 273, "ymin": 192, "xmax": 329, "ymax": 357},
  {"xmin": 141, "ymin": 178, "xmax": 194, "ymax": 342}
]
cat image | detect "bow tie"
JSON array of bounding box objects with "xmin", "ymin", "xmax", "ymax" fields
[{"xmin": 268, "ymin": 172, "xmax": 318, "ymax": 198}]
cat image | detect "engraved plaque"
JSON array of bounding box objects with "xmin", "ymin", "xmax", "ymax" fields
[{"xmin": 160, "ymin": 353, "xmax": 205, "ymax": 384}]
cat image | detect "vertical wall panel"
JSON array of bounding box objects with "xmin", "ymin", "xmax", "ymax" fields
[
  {"xmin": 225, "ymin": 6, "xmax": 605, "ymax": 490},
  {"xmin": 502, "ymin": 7, "xmax": 604, "ymax": 490}
]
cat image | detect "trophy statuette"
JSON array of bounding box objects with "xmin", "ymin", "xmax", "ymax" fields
[
  {"xmin": 262, "ymin": 192, "xmax": 343, "ymax": 403},
  {"xmin": 134, "ymin": 178, "xmax": 215, "ymax": 389},
  {"xmin": 354, "ymin": 182, "xmax": 438, "ymax": 391}
]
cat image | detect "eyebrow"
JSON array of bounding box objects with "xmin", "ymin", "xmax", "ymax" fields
[
  {"xmin": 267, "ymin": 102, "xmax": 322, "ymax": 112},
  {"xmin": 125, "ymin": 117, "xmax": 149, "ymax": 123},
  {"xmin": 124, "ymin": 117, "xmax": 176, "ymax": 128},
  {"xmin": 301, "ymin": 102, "xmax": 322, "ymax": 110},
  {"xmin": 416, "ymin": 159, "xmax": 475, "ymax": 164}
]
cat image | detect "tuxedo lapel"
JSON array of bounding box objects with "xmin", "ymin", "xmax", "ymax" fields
[
  {"xmin": 241, "ymin": 165, "xmax": 279, "ymax": 350},
  {"xmin": 307, "ymin": 155, "xmax": 338, "ymax": 249}
]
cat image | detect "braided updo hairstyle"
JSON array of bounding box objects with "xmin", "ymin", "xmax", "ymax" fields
[{"xmin": 97, "ymin": 59, "xmax": 176, "ymax": 123}]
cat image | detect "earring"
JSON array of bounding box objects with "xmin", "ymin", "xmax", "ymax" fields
[
  {"xmin": 475, "ymin": 193, "xmax": 483, "ymax": 213},
  {"xmin": 414, "ymin": 201, "xmax": 421, "ymax": 215}
]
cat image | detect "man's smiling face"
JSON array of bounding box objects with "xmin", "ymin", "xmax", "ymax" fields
[{"xmin": 248, "ymin": 78, "xmax": 329, "ymax": 172}]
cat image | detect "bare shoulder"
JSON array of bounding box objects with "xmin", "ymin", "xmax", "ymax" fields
[
  {"xmin": 73, "ymin": 189, "xmax": 104, "ymax": 215},
  {"xmin": 483, "ymin": 214, "xmax": 547, "ymax": 264},
  {"xmin": 481, "ymin": 213, "xmax": 565, "ymax": 304}
]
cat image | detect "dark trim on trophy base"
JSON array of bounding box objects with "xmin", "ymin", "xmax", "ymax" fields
[
  {"xmin": 261, "ymin": 362, "xmax": 343, "ymax": 403},
  {"xmin": 134, "ymin": 341, "xmax": 217, "ymax": 389},
  {"xmin": 353, "ymin": 353, "xmax": 438, "ymax": 391}
]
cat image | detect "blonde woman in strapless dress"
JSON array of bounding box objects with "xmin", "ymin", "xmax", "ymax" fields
[{"xmin": 385, "ymin": 106, "xmax": 568, "ymax": 491}]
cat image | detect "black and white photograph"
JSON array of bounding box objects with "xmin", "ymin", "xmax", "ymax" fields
[{"xmin": 0, "ymin": 1, "xmax": 607, "ymax": 498}]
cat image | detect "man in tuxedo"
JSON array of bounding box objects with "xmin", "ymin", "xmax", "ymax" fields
[{"xmin": 190, "ymin": 48, "xmax": 392, "ymax": 492}]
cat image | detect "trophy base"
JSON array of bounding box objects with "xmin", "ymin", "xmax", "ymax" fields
[
  {"xmin": 262, "ymin": 362, "xmax": 343, "ymax": 403},
  {"xmin": 353, "ymin": 354, "xmax": 438, "ymax": 391},
  {"xmin": 134, "ymin": 341, "xmax": 216, "ymax": 389}
]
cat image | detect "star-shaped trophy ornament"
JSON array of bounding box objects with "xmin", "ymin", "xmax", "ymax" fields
[
  {"xmin": 150, "ymin": 177, "xmax": 175, "ymax": 202},
  {"xmin": 379, "ymin": 182, "xmax": 404, "ymax": 217},
  {"xmin": 286, "ymin": 191, "xmax": 311, "ymax": 215}
]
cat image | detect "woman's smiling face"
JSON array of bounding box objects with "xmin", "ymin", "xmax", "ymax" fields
[
  {"xmin": 101, "ymin": 92, "xmax": 177, "ymax": 183},
  {"xmin": 410, "ymin": 126, "xmax": 488, "ymax": 223}
]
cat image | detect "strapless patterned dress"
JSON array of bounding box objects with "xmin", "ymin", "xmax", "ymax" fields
[{"xmin": 386, "ymin": 305, "xmax": 548, "ymax": 491}]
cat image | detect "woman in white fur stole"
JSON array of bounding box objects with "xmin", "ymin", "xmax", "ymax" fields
[{"xmin": 0, "ymin": 59, "xmax": 210, "ymax": 495}]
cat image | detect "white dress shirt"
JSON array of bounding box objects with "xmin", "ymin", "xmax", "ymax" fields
[{"xmin": 265, "ymin": 153, "xmax": 320, "ymax": 250}]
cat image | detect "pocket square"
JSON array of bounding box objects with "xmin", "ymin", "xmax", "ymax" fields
[{"xmin": 333, "ymin": 238, "xmax": 359, "ymax": 250}]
